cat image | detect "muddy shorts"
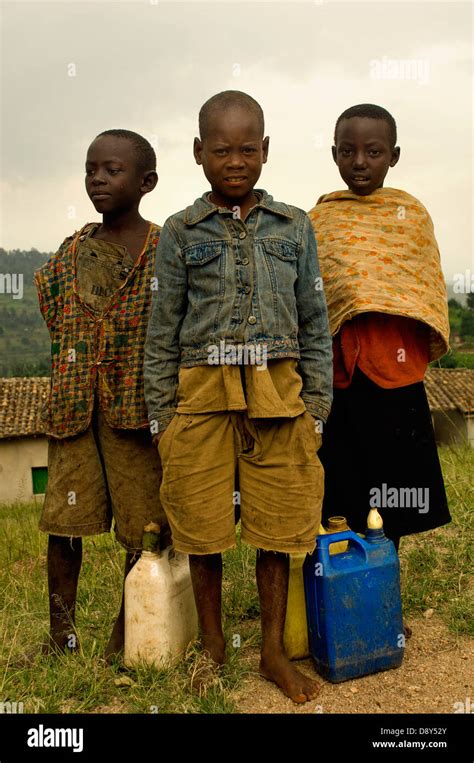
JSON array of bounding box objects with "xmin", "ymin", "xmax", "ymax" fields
[
  {"xmin": 39, "ymin": 403, "xmax": 167, "ymax": 551},
  {"xmin": 158, "ymin": 410, "xmax": 324, "ymax": 555}
]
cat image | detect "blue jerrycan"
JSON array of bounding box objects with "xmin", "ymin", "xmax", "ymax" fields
[{"xmin": 303, "ymin": 521, "xmax": 404, "ymax": 682}]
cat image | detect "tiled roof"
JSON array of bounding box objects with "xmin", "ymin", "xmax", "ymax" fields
[
  {"xmin": 0, "ymin": 369, "xmax": 473, "ymax": 439},
  {"xmin": 425, "ymin": 368, "xmax": 474, "ymax": 415},
  {"xmin": 0, "ymin": 377, "xmax": 50, "ymax": 439}
]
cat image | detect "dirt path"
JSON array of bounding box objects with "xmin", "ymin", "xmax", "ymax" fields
[{"xmin": 230, "ymin": 615, "xmax": 473, "ymax": 714}]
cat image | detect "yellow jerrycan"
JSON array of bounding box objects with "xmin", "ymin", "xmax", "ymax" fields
[
  {"xmin": 283, "ymin": 525, "xmax": 327, "ymax": 660},
  {"xmin": 284, "ymin": 517, "xmax": 354, "ymax": 660}
]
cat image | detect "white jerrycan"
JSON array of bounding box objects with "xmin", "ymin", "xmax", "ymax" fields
[{"xmin": 124, "ymin": 523, "xmax": 198, "ymax": 668}]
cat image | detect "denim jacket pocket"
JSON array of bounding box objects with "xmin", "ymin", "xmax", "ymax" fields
[
  {"xmin": 182, "ymin": 242, "xmax": 227, "ymax": 340},
  {"xmin": 183, "ymin": 242, "xmax": 226, "ymax": 266},
  {"xmin": 262, "ymin": 239, "xmax": 298, "ymax": 262}
]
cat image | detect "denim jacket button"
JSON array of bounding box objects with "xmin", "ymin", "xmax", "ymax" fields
[
  {"xmin": 241, "ymin": 257, "xmax": 249, "ymax": 265},
  {"xmin": 247, "ymin": 315, "xmax": 257, "ymax": 325}
]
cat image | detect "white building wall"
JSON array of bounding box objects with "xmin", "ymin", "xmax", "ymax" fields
[
  {"xmin": 0, "ymin": 436, "xmax": 48, "ymax": 503},
  {"xmin": 468, "ymin": 416, "xmax": 474, "ymax": 448}
]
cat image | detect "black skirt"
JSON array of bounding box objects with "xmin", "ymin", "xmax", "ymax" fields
[{"xmin": 319, "ymin": 368, "xmax": 451, "ymax": 540}]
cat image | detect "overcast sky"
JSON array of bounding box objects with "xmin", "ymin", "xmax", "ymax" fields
[{"xmin": 1, "ymin": 0, "xmax": 472, "ymax": 283}]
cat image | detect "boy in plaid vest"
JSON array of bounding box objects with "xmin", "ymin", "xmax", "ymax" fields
[{"xmin": 35, "ymin": 129, "xmax": 169, "ymax": 659}]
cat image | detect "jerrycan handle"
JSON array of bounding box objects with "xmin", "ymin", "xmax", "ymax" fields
[{"xmin": 317, "ymin": 530, "xmax": 369, "ymax": 566}]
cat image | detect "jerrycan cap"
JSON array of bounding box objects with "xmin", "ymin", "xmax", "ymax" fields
[
  {"xmin": 365, "ymin": 509, "xmax": 389, "ymax": 544},
  {"xmin": 327, "ymin": 516, "xmax": 350, "ymax": 533},
  {"xmin": 142, "ymin": 522, "xmax": 161, "ymax": 553},
  {"xmin": 367, "ymin": 508, "xmax": 383, "ymax": 530}
]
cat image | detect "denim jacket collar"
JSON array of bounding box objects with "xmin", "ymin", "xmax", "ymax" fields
[{"xmin": 183, "ymin": 188, "xmax": 295, "ymax": 226}]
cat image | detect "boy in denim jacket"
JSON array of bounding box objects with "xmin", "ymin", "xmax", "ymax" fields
[{"xmin": 144, "ymin": 91, "xmax": 332, "ymax": 702}]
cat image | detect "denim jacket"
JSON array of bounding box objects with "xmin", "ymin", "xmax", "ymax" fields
[{"xmin": 144, "ymin": 189, "xmax": 333, "ymax": 431}]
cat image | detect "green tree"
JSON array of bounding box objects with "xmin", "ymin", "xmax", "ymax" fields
[
  {"xmin": 437, "ymin": 351, "xmax": 458, "ymax": 369},
  {"xmin": 460, "ymin": 310, "xmax": 474, "ymax": 340}
]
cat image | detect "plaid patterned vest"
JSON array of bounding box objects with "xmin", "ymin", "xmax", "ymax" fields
[{"xmin": 35, "ymin": 221, "xmax": 160, "ymax": 438}]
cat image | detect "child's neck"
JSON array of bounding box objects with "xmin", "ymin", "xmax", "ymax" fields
[
  {"xmin": 99, "ymin": 208, "xmax": 147, "ymax": 236},
  {"xmin": 348, "ymin": 181, "xmax": 385, "ymax": 197},
  {"xmin": 93, "ymin": 209, "xmax": 150, "ymax": 261}
]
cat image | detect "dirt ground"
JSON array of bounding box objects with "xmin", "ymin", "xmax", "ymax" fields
[{"xmin": 230, "ymin": 615, "xmax": 473, "ymax": 714}]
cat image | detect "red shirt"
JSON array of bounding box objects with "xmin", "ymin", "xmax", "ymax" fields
[{"xmin": 333, "ymin": 313, "xmax": 430, "ymax": 389}]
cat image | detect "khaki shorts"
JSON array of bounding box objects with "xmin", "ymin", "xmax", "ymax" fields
[
  {"xmin": 39, "ymin": 404, "xmax": 167, "ymax": 552},
  {"xmin": 158, "ymin": 410, "xmax": 324, "ymax": 555}
]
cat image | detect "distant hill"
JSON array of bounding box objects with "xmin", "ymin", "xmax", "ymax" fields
[
  {"xmin": 0, "ymin": 249, "xmax": 52, "ymax": 377},
  {"xmin": 446, "ymin": 283, "xmax": 467, "ymax": 306}
]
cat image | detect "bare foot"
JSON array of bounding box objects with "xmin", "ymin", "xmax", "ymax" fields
[
  {"xmin": 44, "ymin": 630, "xmax": 80, "ymax": 655},
  {"xmin": 201, "ymin": 634, "xmax": 226, "ymax": 665},
  {"xmin": 188, "ymin": 652, "xmax": 224, "ymax": 696},
  {"xmin": 186, "ymin": 636, "xmax": 226, "ymax": 696},
  {"xmin": 259, "ymin": 651, "xmax": 321, "ymax": 704}
]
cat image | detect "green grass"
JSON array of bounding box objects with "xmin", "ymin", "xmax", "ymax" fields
[
  {"xmin": 399, "ymin": 443, "xmax": 473, "ymax": 636},
  {"xmin": 0, "ymin": 445, "xmax": 472, "ymax": 713},
  {"xmin": 0, "ymin": 505, "xmax": 258, "ymax": 714}
]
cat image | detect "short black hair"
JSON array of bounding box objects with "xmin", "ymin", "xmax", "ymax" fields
[
  {"xmin": 95, "ymin": 129, "xmax": 156, "ymax": 173},
  {"xmin": 334, "ymin": 104, "xmax": 397, "ymax": 148},
  {"xmin": 198, "ymin": 91, "xmax": 265, "ymax": 140}
]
